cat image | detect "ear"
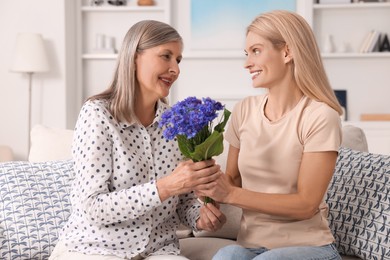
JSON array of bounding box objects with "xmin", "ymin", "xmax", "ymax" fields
[{"xmin": 283, "ymin": 45, "xmax": 293, "ymax": 64}]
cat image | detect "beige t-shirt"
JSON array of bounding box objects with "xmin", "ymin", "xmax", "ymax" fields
[{"xmin": 225, "ymin": 94, "xmax": 342, "ymax": 249}]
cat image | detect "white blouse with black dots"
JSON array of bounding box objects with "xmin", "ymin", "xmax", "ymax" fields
[{"xmin": 59, "ymin": 99, "xmax": 201, "ymax": 259}]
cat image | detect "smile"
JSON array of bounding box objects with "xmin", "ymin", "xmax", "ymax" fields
[
  {"xmin": 160, "ymin": 77, "xmax": 173, "ymax": 86},
  {"xmin": 250, "ymin": 71, "xmax": 261, "ymax": 80}
]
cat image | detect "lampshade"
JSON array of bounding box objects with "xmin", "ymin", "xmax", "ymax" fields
[{"xmin": 10, "ymin": 33, "xmax": 49, "ymax": 73}]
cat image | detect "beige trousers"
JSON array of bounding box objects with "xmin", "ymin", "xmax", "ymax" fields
[{"xmin": 49, "ymin": 241, "xmax": 189, "ymax": 260}]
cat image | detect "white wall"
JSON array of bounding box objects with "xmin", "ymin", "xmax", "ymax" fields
[
  {"xmin": 0, "ymin": 0, "xmax": 77, "ymax": 160},
  {"xmin": 0, "ymin": 0, "xmax": 389, "ymax": 160}
]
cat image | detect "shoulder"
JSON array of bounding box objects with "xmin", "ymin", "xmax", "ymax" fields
[
  {"xmin": 81, "ymin": 99, "xmax": 110, "ymax": 115},
  {"xmin": 77, "ymin": 99, "xmax": 115, "ymax": 125},
  {"xmin": 300, "ymin": 98, "xmax": 341, "ymax": 139},
  {"xmin": 300, "ymin": 98, "xmax": 342, "ymax": 151},
  {"xmin": 303, "ymin": 98, "xmax": 340, "ymax": 124}
]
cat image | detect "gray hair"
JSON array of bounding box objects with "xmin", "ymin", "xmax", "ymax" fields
[{"xmin": 89, "ymin": 20, "xmax": 183, "ymax": 122}]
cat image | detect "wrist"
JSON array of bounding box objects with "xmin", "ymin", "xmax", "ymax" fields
[
  {"xmin": 156, "ymin": 177, "xmax": 171, "ymax": 202},
  {"xmin": 226, "ymin": 186, "xmax": 238, "ymax": 204}
]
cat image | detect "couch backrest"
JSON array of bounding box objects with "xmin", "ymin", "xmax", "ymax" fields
[
  {"xmin": 28, "ymin": 124, "xmax": 74, "ymax": 162},
  {"xmin": 28, "ymin": 124, "xmax": 369, "ymax": 164},
  {"xmin": 341, "ymin": 124, "xmax": 368, "ymax": 152}
]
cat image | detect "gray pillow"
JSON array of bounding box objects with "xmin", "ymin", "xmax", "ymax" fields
[
  {"xmin": 0, "ymin": 160, "xmax": 74, "ymax": 259},
  {"xmin": 326, "ymin": 147, "xmax": 390, "ymax": 259}
]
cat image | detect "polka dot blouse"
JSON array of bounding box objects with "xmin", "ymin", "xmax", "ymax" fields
[{"xmin": 59, "ymin": 99, "xmax": 201, "ymax": 259}]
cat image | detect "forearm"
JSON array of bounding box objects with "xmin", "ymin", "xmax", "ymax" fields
[
  {"xmin": 227, "ymin": 187, "xmax": 321, "ymax": 220},
  {"xmin": 81, "ymin": 181, "xmax": 161, "ymax": 225}
]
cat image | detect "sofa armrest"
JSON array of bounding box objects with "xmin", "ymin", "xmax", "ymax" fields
[{"xmin": 0, "ymin": 145, "xmax": 13, "ymax": 162}]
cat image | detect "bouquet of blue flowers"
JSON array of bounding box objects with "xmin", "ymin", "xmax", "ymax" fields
[{"xmin": 159, "ymin": 96, "xmax": 231, "ymax": 204}]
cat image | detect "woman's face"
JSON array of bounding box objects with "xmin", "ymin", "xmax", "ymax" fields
[
  {"xmin": 244, "ymin": 31, "xmax": 290, "ymax": 89},
  {"xmin": 135, "ymin": 41, "xmax": 182, "ymax": 101}
]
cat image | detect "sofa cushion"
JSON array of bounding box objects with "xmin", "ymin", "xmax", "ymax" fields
[
  {"xmin": 326, "ymin": 147, "xmax": 390, "ymax": 259},
  {"xmin": 180, "ymin": 237, "xmax": 237, "ymax": 260},
  {"xmin": 0, "ymin": 160, "xmax": 74, "ymax": 259},
  {"xmin": 29, "ymin": 124, "xmax": 74, "ymax": 162}
]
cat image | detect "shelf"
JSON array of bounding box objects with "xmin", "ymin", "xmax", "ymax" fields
[
  {"xmin": 314, "ymin": 2, "xmax": 390, "ymax": 9},
  {"xmin": 82, "ymin": 53, "xmax": 117, "ymax": 59},
  {"xmin": 82, "ymin": 52, "xmax": 390, "ymax": 60},
  {"xmin": 321, "ymin": 52, "xmax": 390, "ymax": 58},
  {"xmin": 81, "ymin": 6, "xmax": 165, "ymax": 12},
  {"xmin": 82, "ymin": 51, "xmax": 249, "ymax": 60}
]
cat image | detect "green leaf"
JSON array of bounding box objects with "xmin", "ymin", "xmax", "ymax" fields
[
  {"xmin": 177, "ymin": 135, "xmax": 193, "ymax": 158},
  {"xmin": 214, "ymin": 108, "xmax": 231, "ymax": 133},
  {"xmin": 190, "ymin": 130, "xmax": 224, "ymax": 162}
]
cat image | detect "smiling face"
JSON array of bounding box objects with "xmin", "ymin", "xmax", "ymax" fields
[
  {"xmin": 135, "ymin": 41, "xmax": 182, "ymax": 102},
  {"xmin": 244, "ymin": 31, "xmax": 291, "ymax": 90}
]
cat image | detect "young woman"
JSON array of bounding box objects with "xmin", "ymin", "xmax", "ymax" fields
[
  {"xmin": 197, "ymin": 10, "xmax": 343, "ymax": 260},
  {"xmin": 50, "ymin": 20, "xmax": 226, "ymax": 260}
]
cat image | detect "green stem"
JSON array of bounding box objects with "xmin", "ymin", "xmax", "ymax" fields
[{"xmin": 204, "ymin": 196, "xmax": 214, "ymax": 205}]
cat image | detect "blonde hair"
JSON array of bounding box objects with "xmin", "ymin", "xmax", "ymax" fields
[
  {"xmin": 247, "ymin": 10, "xmax": 342, "ymax": 115},
  {"xmin": 89, "ymin": 20, "xmax": 183, "ymax": 122}
]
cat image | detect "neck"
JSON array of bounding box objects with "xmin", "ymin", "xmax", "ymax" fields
[
  {"xmin": 264, "ymin": 86, "xmax": 303, "ymax": 122},
  {"xmin": 135, "ymin": 96, "xmax": 158, "ymax": 127}
]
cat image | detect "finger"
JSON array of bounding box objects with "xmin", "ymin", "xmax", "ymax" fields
[
  {"xmin": 203, "ymin": 205, "xmax": 225, "ymax": 230},
  {"xmin": 193, "ymin": 159, "xmax": 216, "ymax": 170},
  {"xmin": 206, "ymin": 203, "xmax": 226, "ymax": 224},
  {"xmin": 199, "ymin": 207, "xmax": 214, "ymax": 231},
  {"xmin": 196, "ymin": 166, "xmax": 222, "ymax": 181}
]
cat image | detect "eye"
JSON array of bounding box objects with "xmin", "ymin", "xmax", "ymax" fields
[
  {"xmin": 161, "ymin": 54, "xmax": 171, "ymax": 60},
  {"xmin": 176, "ymin": 57, "xmax": 182, "ymax": 64},
  {"xmin": 253, "ymin": 49, "xmax": 260, "ymax": 55}
]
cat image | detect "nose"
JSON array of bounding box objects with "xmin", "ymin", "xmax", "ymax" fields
[
  {"xmin": 169, "ymin": 62, "xmax": 180, "ymax": 75},
  {"xmin": 244, "ymin": 57, "xmax": 252, "ymax": 70}
]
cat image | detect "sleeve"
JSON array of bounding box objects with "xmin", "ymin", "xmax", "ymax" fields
[
  {"xmin": 302, "ymin": 104, "xmax": 342, "ymax": 153},
  {"xmin": 72, "ymin": 101, "xmax": 162, "ymax": 226},
  {"xmin": 176, "ymin": 191, "xmax": 202, "ymax": 231},
  {"xmin": 224, "ymin": 100, "xmax": 244, "ymax": 149}
]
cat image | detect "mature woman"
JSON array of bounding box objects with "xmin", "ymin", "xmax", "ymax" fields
[{"xmin": 50, "ymin": 20, "xmax": 226, "ymax": 260}]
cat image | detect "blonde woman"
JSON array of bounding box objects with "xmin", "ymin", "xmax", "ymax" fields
[
  {"xmin": 50, "ymin": 20, "xmax": 226, "ymax": 260},
  {"xmin": 197, "ymin": 10, "xmax": 343, "ymax": 260}
]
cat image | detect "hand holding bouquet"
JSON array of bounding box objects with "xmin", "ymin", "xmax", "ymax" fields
[{"xmin": 159, "ymin": 97, "xmax": 231, "ymax": 204}]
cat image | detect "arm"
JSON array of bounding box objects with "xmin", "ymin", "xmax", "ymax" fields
[
  {"xmin": 198, "ymin": 148, "xmax": 338, "ymax": 220},
  {"xmin": 74, "ymin": 103, "xmax": 222, "ymax": 226}
]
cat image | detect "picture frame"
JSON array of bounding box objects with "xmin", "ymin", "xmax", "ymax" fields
[{"xmin": 176, "ymin": 0, "xmax": 297, "ymax": 59}]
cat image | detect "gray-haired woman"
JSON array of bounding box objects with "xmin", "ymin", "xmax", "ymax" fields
[{"xmin": 50, "ymin": 20, "xmax": 226, "ymax": 260}]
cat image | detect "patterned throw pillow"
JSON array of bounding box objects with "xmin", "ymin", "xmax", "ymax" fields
[
  {"xmin": 0, "ymin": 160, "xmax": 74, "ymax": 259},
  {"xmin": 326, "ymin": 147, "xmax": 390, "ymax": 259}
]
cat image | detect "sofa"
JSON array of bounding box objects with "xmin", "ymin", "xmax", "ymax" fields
[{"xmin": 0, "ymin": 124, "xmax": 389, "ymax": 260}]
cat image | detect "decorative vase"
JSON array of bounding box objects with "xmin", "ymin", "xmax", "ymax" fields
[{"xmin": 323, "ymin": 34, "xmax": 335, "ymax": 53}]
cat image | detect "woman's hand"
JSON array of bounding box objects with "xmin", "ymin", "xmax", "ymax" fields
[
  {"xmin": 156, "ymin": 159, "xmax": 221, "ymax": 201},
  {"xmin": 196, "ymin": 202, "xmax": 226, "ymax": 232},
  {"xmin": 195, "ymin": 172, "xmax": 236, "ymax": 204}
]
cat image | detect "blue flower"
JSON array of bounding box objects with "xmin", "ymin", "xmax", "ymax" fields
[
  {"xmin": 159, "ymin": 96, "xmax": 224, "ymax": 140},
  {"xmin": 159, "ymin": 97, "xmax": 231, "ymax": 204}
]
